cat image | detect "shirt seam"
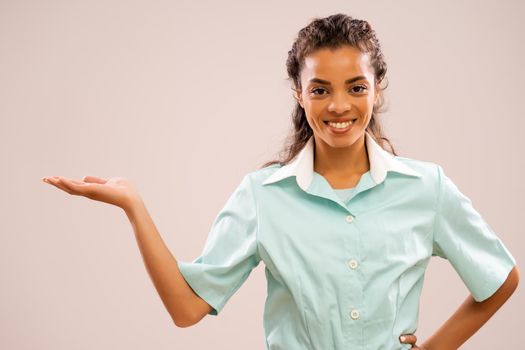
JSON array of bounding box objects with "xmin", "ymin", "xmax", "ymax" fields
[
  {"xmin": 247, "ymin": 172, "xmax": 262, "ymax": 262},
  {"xmin": 212, "ymin": 173, "xmax": 261, "ymax": 315},
  {"xmin": 432, "ymin": 164, "xmax": 444, "ymax": 257}
]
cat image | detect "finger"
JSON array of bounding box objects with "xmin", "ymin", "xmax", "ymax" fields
[
  {"xmin": 55, "ymin": 177, "xmax": 88, "ymax": 196},
  {"xmin": 42, "ymin": 176, "xmax": 62, "ymax": 186},
  {"xmin": 69, "ymin": 178, "xmax": 87, "ymax": 185},
  {"xmin": 42, "ymin": 176, "xmax": 60, "ymax": 183},
  {"xmin": 43, "ymin": 177, "xmax": 73, "ymax": 194},
  {"xmin": 59, "ymin": 177, "xmax": 84, "ymax": 187},
  {"xmin": 400, "ymin": 334, "xmax": 417, "ymax": 345},
  {"xmin": 82, "ymin": 176, "xmax": 107, "ymax": 184}
]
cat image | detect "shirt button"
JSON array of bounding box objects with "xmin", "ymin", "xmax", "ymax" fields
[
  {"xmin": 350, "ymin": 309, "xmax": 360, "ymax": 319},
  {"xmin": 345, "ymin": 215, "xmax": 354, "ymax": 223},
  {"xmin": 348, "ymin": 259, "xmax": 358, "ymax": 269}
]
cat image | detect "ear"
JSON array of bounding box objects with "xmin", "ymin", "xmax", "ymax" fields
[{"xmin": 293, "ymin": 87, "xmax": 304, "ymax": 109}]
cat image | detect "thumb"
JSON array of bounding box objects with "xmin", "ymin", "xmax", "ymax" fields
[{"xmin": 82, "ymin": 176, "xmax": 108, "ymax": 184}]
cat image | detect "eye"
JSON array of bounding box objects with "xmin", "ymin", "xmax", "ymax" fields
[
  {"xmin": 311, "ymin": 87, "xmax": 326, "ymax": 96},
  {"xmin": 310, "ymin": 85, "xmax": 368, "ymax": 96},
  {"xmin": 351, "ymin": 85, "xmax": 368, "ymax": 93}
]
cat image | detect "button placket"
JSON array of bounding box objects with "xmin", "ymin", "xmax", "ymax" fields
[{"xmin": 344, "ymin": 213, "xmax": 361, "ymax": 323}]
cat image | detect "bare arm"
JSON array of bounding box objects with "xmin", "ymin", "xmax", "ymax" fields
[
  {"xmin": 42, "ymin": 175, "xmax": 212, "ymax": 327},
  {"xmin": 124, "ymin": 197, "xmax": 213, "ymax": 327},
  {"xmin": 420, "ymin": 265, "xmax": 520, "ymax": 349}
]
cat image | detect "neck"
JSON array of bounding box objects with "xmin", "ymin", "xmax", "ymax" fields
[{"xmin": 313, "ymin": 133, "xmax": 370, "ymax": 179}]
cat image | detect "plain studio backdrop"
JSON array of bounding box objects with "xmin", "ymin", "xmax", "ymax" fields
[{"xmin": 1, "ymin": 0, "xmax": 523, "ymax": 349}]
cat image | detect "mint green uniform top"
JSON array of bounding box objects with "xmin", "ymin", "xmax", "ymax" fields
[
  {"xmin": 334, "ymin": 186, "xmax": 357, "ymax": 203},
  {"xmin": 177, "ymin": 131, "xmax": 516, "ymax": 350}
]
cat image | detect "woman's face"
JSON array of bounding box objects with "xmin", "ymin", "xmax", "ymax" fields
[{"xmin": 294, "ymin": 45, "xmax": 379, "ymax": 148}]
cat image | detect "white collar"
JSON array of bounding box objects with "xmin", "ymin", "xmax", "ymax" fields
[{"xmin": 262, "ymin": 131, "xmax": 422, "ymax": 191}]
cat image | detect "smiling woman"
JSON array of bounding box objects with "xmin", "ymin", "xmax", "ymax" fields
[
  {"xmin": 176, "ymin": 13, "xmax": 517, "ymax": 349},
  {"xmin": 296, "ymin": 46, "xmax": 377, "ymax": 144},
  {"xmin": 261, "ymin": 15, "xmax": 393, "ymax": 191},
  {"xmin": 42, "ymin": 12, "xmax": 519, "ymax": 350}
]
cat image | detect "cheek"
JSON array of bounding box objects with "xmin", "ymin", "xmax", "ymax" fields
[
  {"xmin": 305, "ymin": 101, "xmax": 323, "ymax": 116},
  {"xmin": 305, "ymin": 115, "xmax": 317, "ymax": 129},
  {"xmin": 305, "ymin": 113, "xmax": 323, "ymax": 132},
  {"xmin": 357, "ymin": 99, "xmax": 375, "ymax": 115}
]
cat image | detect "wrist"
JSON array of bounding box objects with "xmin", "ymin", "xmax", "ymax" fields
[{"xmin": 123, "ymin": 195, "xmax": 145, "ymax": 220}]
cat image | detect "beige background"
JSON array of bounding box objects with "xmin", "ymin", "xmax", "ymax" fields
[{"xmin": 1, "ymin": 0, "xmax": 523, "ymax": 349}]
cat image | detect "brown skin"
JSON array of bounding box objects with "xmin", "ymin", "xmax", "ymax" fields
[
  {"xmin": 293, "ymin": 45, "xmax": 520, "ymax": 349},
  {"xmin": 293, "ymin": 45, "xmax": 378, "ymax": 189},
  {"xmin": 416, "ymin": 265, "xmax": 519, "ymax": 349},
  {"xmin": 40, "ymin": 175, "xmax": 212, "ymax": 327},
  {"xmin": 42, "ymin": 176, "xmax": 520, "ymax": 348},
  {"xmin": 42, "ymin": 46, "xmax": 520, "ymax": 348}
]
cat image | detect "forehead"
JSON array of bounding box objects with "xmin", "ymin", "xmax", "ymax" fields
[{"xmin": 301, "ymin": 46, "xmax": 374, "ymax": 82}]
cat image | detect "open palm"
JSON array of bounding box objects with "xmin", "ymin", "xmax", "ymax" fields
[{"xmin": 42, "ymin": 175, "xmax": 140, "ymax": 211}]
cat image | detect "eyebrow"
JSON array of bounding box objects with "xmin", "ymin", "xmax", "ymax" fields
[{"xmin": 308, "ymin": 76, "xmax": 368, "ymax": 85}]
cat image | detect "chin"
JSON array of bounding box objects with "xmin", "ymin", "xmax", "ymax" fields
[{"xmin": 321, "ymin": 133, "xmax": 361, "ymax": 148}]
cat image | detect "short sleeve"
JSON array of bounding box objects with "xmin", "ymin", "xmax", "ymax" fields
[
  {"xmin": 432, "ymin": 164, "xmax": 516, "ymax": 302},
  {"xmin": 177, "ymin": 174, "xmax": 261, "ymax": 316}
]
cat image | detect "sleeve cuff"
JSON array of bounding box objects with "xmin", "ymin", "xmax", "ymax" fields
[
  {"xmin": 177, "ymin": 261, "xmax": 225, "ymax": 316},
  {"xmin": 470, "ymin": 254, "xmax": 517, "ymax": 302}
]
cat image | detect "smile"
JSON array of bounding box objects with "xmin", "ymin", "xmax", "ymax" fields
[{"xmin": 323, "ymin": 119, "xmax": 357, "ymax": 134}]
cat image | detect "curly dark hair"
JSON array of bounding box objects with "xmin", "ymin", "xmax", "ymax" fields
[{"xmin": 259, "ymin": 13, "xmax": 396, "ymax": 169}]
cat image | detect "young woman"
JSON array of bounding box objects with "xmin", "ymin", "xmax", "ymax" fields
[{"xmin": 42, "ymin": 13, "xmax": 519, "ymax": 350}]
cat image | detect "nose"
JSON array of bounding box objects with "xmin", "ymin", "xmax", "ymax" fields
[{"xmin": 327, "ymin": 91, "xmax": 351, "ymax": 114}]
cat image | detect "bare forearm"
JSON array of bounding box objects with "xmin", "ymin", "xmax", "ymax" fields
[
  {"xmin": 124, "ymin": 197, "xmax": 196, "ymax": 327},
  {"xmin": 421, "ymin": 266, "xmax": 519, "ymax": 349},
  {"xmin": 422, "ymin": 295, "xmax": 499, "ymax": 349}
]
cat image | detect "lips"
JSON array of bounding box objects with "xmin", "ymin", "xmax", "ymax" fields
[
  {"xmin": 323, "ymin": 118, "xmax": 358, "ymax": 124},
  {"xmin": 324, "ymin": 119, "xmax": 355, "ymax": 134}
]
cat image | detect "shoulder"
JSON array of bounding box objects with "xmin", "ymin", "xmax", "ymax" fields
[
  {"xmin": 394, "ymin": 154, "xmax": 441, "ymax": 180},
  {"xmin": 391, "ymin": 155, "xmax": 445, "ymax": 201},
  {"xmin": 394, "ymin": 155, "xmax": 469, "ymax": 208},
  {"xmin": 244, "ymin": 163, "xmax": 282, "ymax": 186}
]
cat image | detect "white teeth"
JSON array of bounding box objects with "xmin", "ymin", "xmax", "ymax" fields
[{"xmin": 327, "ymin": 120, "xmax": 353, "ymax": 129}]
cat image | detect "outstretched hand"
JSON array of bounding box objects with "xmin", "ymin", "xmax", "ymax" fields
[{"xmin": 41, "ymin": 175, "xmax": 141, "ymax": 211}]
